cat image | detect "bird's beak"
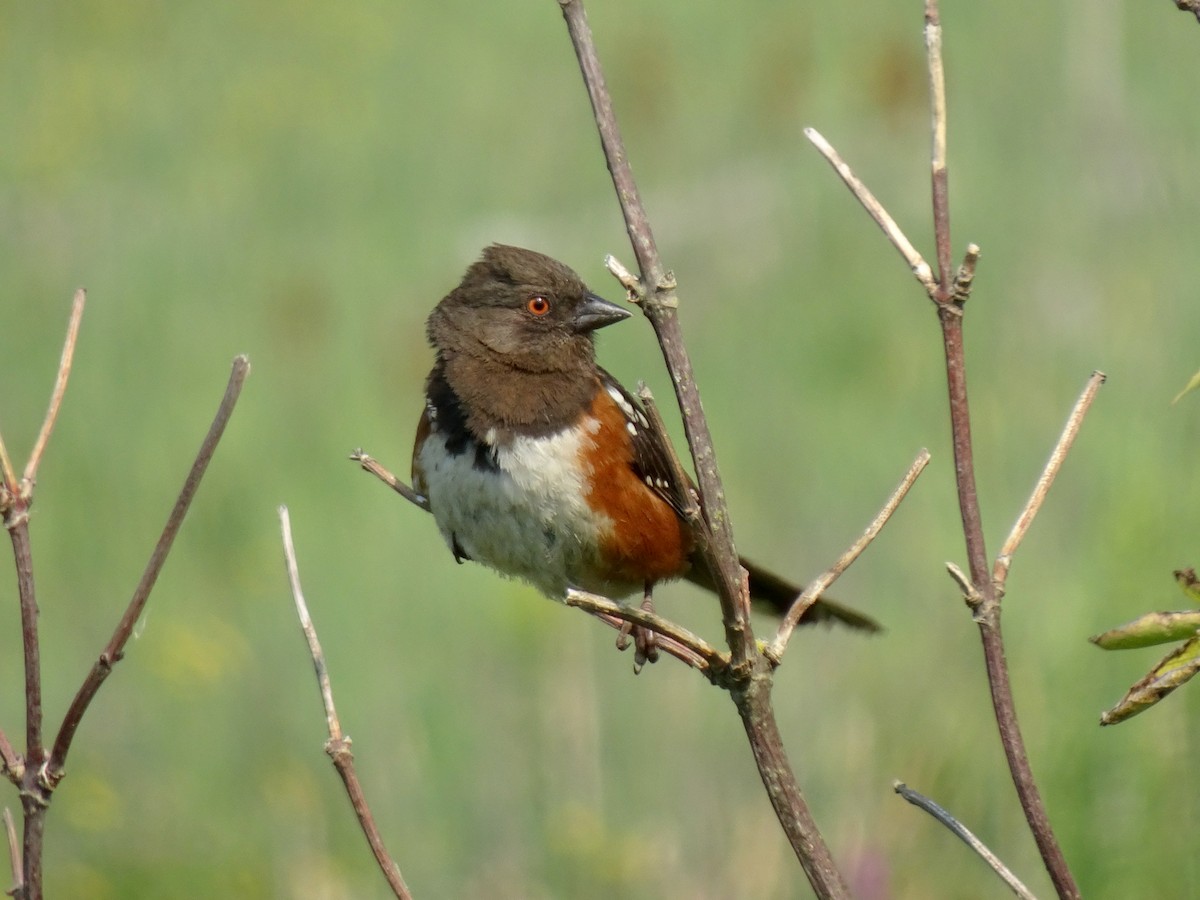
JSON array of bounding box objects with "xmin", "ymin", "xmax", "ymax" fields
[{"xmin": 572, "ymin": 292, "xmax": 632, "ymax": 333}]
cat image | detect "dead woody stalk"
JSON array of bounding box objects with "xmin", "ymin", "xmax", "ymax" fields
[
  {"xmin": 806, "ymin": 2, "xmax": 1090, "ymax": 896},
  {"xmin": 0, "ymin": 290, "xmax": 248, "ymax": 900}
]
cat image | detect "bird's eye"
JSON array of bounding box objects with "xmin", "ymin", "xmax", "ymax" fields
[{"xmin": 526, "ymin": 295, "xmax": 551, "ymax": 316}]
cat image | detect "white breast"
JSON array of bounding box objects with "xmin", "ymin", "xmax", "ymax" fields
[{"xmin": 417, "ymin": 420, "xmax": 621, "ymax": 599}]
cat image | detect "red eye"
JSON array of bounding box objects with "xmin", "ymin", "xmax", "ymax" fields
[{"xmin": 527, "ymin": 295, "xmax": 551, "ymax": 316}]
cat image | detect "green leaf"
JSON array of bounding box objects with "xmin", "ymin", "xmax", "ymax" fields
[
  {"xmin": 1090, "ymin": 610, "xmax": 1200, "ymax": 649},
  {"xmin": 1099, "ymin": 636, "xmax": 1200, "ymax": 725}
]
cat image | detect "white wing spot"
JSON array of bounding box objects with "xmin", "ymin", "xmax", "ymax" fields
[{"xmin": 606, "ymin": 384, "xmax": 637, "ymax": 418}]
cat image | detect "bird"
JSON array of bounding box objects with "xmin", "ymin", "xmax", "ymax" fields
[{"xmin": 411, "ymin": 244, "xmax": 879, "ymax": 661}]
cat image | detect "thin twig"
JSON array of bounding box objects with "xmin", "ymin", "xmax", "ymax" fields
[
  {"xmin": 804, "ymin": 128, "xmax": 936, "ymax": 294},
  {"xmin": 2, "ymin": 808, "xmax": 20, "ymax": 896},
  {"xmin": 766, "ymin": 449, "xmax": 931, "ymax": 663},
  {"xmin": 0, "ymin": 732, "xmax": 20, "ymax": 784},
  {"xmin": 48, "ymin": 355, "xmax": 250, "ymax": 781},
  {"xmin": 587, "ymin": 609, "xmax": 711, "ymax": 671},
  {"xmin": 279, "ymin": 506, "xmax": 413, "ymax": 900},
  {"xmin": 0, "ymin": 430, "xmax": 17, "ymax": 499},
  {"xmin": 23, "ymin": 289, "xmax": 86, "ymax": 492},
  {"xmin": 350, "ymin": 450, "xmax": 430, "ymax": 513},
  {"xmin": 566, "ymin": 588, "xmax": 725, "ymax": 671},
  {"xmin": 925, "ymin": 1, "xmax": 952, "ymax": 289},
  {"xmin": 993, "ymin": 372, "xmax": 1105, "ymax": 587},
  {"xmin": 894, "ymin": 782, "xmax": 1037, "ymax": 900}
]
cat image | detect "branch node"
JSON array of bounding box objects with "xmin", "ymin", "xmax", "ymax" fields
[
  {"xmin": 952, "ymin": 244, "xmax": 980, "ymax": 303},
  {"xmin": 946, "ymin": 561, "xmax": 982, "ymax": 609}
]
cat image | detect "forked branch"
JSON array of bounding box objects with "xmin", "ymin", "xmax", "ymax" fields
[{"xmin": 808, "ymin": 2, "xmax": 1085, "ymax": 896}]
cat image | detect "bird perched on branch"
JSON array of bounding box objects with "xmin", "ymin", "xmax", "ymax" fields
[{"xmin": 411, "ymin": 245, "xmax": 878, "ymax": 661}]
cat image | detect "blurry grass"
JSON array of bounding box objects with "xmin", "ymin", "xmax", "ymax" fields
[{"xmin": 0, "ymin": 1, "xmax": 1198, "ymax": 897}]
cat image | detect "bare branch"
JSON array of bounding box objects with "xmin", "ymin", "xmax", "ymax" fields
[
  {"xmin": 810, "ymin": 3, "xmax": 1080, "ymax": 894},
  {"xmin": 565, "ymin": 588, "xmax": 725, "ymax": 671},
  {"xmin": 2, "ymin": 808, "xmax": 20, "ymax": 897},
  {"xmin": 993, "ymin": 372, "xmax": 1105, "ymax": 587},
  {"xmin": 23, "ymin": 289, "xmax": 87, "ymax": 492},
  {"xmin": 924, "ymin": 1, "xmax": 952, "ymax": 289},
  {"xmin": 49, "ymin": 355, "xmax": 250, "ymax": 780},
  {"xmin": 603, "ymin": 254, "xmax": 642, "ymax": 299},
  {"xmin": 0, "ymin": 732, "xmax": 20, "ymax": 784},
  {"xmin": 0, "ymin": 431, "xmax": 16, "ymax": 500},
  {"xmin": 558, "ymin": 0, "xmax": 753, "ymax": 668},
  {"xmin": 280, "ymin": 506, "xmax": 342, "ymax": 742},
  {"xmin": 558, "ymin": 1, "xmax": 854, "ymax": 895},
  {"xmin": 894, "ymin": 782, "xmax": 1037, "ymax": 900},
  {"xmin": 350, "ymin": 450, "xmax": 430, "ymax": 513},
  {"xmin": 804, "ymin": 128, "xmax": 936, "ymax": 294},
  {"xmin": 279, "ymin": 506, "xmax": 413, "ymax": 900},
  {"xmin": 767, "ymin": 449, "xmax": 931, "ymax": 663}
]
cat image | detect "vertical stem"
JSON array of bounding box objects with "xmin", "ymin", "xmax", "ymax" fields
[
  {"xmin": 557, "ymin": 3, "xmax": 846, "ymax": 894},
  {"xmin": 9, "ymin": 524, "xmax": 41, "ymax": 761},
  {"xmin": 939, "ymin": 297, "xmax": 1079, "ymax": 900},
  {"xmin": 733, "ymin": 669, "xmax": 849, "ymax": 898},
  {"xmin": 7, "ymin": 520, "xmax": 43, "ymax": 900},
  {"xmin": 939, "ymin": 309, "xmax": 990, "ymax": 587},
  {"xmin": 558, "ymin": 0, "xmax": 748, "ymax": 659}
]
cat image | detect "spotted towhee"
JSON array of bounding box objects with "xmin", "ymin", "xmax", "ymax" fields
[{"xmin": 412, "ymin": 245, "xmax": 879, "ymax": 636}]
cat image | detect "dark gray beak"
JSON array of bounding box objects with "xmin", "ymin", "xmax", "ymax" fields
[{"xmin": 572, "ymin": 292, "xmax": 631, "ymax": 333}]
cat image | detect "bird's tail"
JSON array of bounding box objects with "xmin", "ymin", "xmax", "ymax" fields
[{"xmin": 685, "ymin": 556, "xmax": 881, "ymax": 633}]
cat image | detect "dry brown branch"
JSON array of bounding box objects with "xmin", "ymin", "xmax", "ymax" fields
[
  {"xmin": 22, "ymin": 289, "xmax": 86, "ymax": 492},
  {"xmin": 2, "ymin": 808, "xmax": 20, "ymax": 896},
  {"xmin": 0, "ymin": 431, "xmax": 17, "ymax": 500},
  {"xmin": 0, "ymin": 733, "xmax": 20, "ymax": 784},
  {"xmin": 0, "ymin": 291, "xmax": 96, "ymax": 900},
  {"xmin": 278, "ymin": 506, "xmax": 413, "ymax": 900},
  {"xmin": 993, "ymin": 371, "xmax": 1106, "ymax": 587},
  {"xmin": 894, "ymin": 782, "xmax": 1036, "ymax": 900},
  {"xmin": 557, "ymin": 1, "xmax": 869, "ymax": 895},
  {"xmin": 565, "ymin": 588, "xmax": 725, "ymax": 671},
  {"xmin": 810, "ymin": 3, "xmax": 1081, "ymax": 896},
  {"xmin": 351, "ymin": 449, "xmax": 429, "ymax": 512},
  {"xmin": 804, "ymin": 128, "xmax": 936, "ymax": 293},
  {"xmin": 48, "ymin": 355, "xmax": 251, "ymax": 784},
  {"xmin": 558, "ymin": 0, "xmax": 753, "ymax": 669},
  {"xmin": 766, "ymin": 448, "xmax": 931, "ymax": 663}
]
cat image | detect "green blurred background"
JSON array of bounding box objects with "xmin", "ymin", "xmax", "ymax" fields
[{"xmin": 1, "ymin": 1, "xmax": 1197, "ymax": 897}]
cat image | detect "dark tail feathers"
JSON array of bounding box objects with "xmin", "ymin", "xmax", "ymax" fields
[{"xmin": 685, "ymin": 556, "xmax": 881, "ymax": 633}]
